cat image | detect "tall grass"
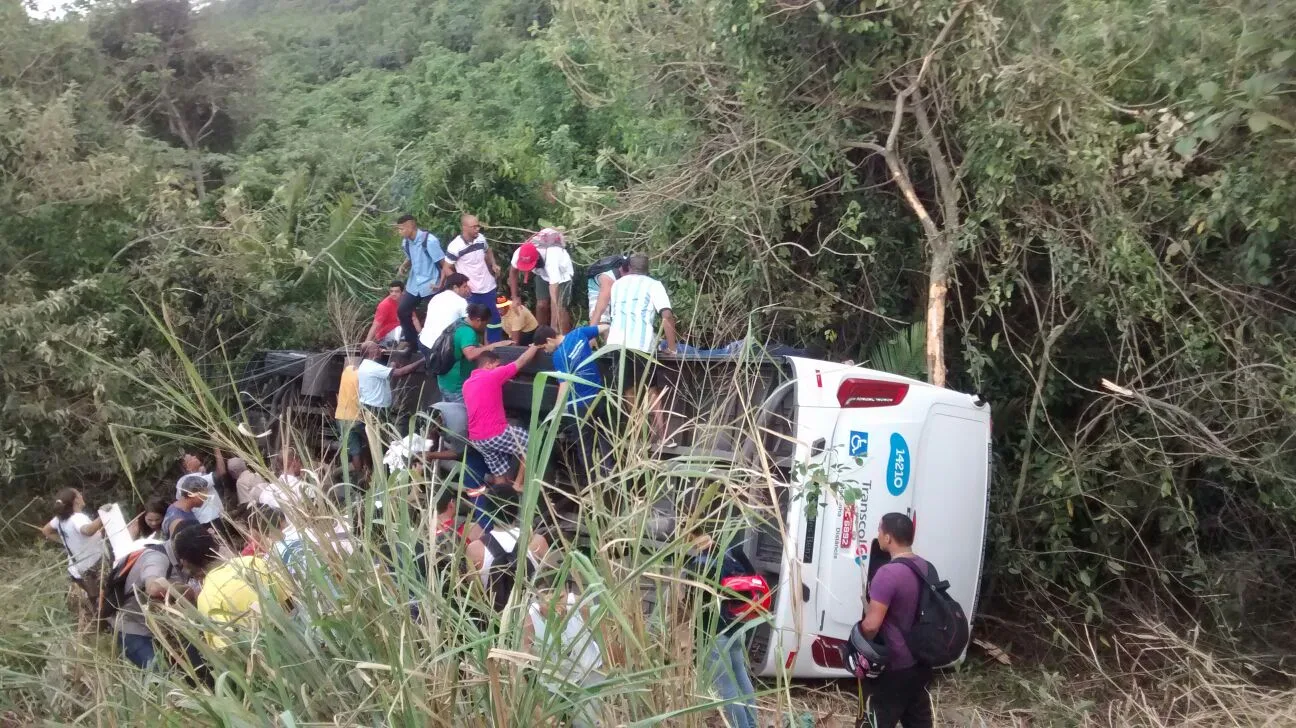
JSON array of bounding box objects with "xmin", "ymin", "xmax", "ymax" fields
[{"xmin": 6, "ymin": 319, "xmax": 812, "ymax": 727}]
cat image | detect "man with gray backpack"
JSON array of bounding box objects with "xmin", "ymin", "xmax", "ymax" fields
[{"xmin": 855, "ymin": 512, "xmax": 970, "ymax": 728}]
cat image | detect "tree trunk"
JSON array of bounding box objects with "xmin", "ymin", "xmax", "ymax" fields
[
  {"xmin": 190, "ymin": 152, "xmax": 206, "ymax": 201},
  {"xmin": 926, "ymin": 242, "xmax": 952, "ymax": 387}
]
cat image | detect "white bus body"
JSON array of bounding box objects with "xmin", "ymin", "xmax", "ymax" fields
[{"xmin": 745, "ymin": 357, "xmax": 991, "ymax": 678}]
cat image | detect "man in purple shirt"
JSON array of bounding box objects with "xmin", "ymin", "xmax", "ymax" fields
[{"xmin": 860, "ymin": 512, "xmax": 932, "ymax": 728}]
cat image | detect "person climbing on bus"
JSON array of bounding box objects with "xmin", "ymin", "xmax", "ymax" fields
[
  {"xmin": 498, "ymin": 296, "xmax": 539, "ymax": 344},
  {"xmin": 418, "ymin": 272, "xmax": 471, "ymax": 352},
  {"xmin": 587, "ymin": 254, "xmax": 629, "ymax": 325},
  {"xmin": 422, "ymin": 401, "xmax": 494, "ymax": 541},
  {"xmin": 436, "ymin": 302, "xmax": 512, "ymax": 405},
  {"xmin": 859, "ymin": 512, "xmax": 934, "ymax": 728},
  {"xmin": 606, "ymin": 252, "xmax": 678, "ymax": 446},
  {"xmin": 462, "ymin": 344, "xmax": 542, "ymax": 493},
  {"xmin": 446, "ymin": 214, "xmax": 504, "ymax": 343},
  {"xmin": 367, "ymin": 280, "xmax": 420, "ymax": 346},
  {"xmin": 509, "ymin": 228, "xmax": 574, "ymax": 334},
  {"xmin": 535, "ymin": 323, "xmax": 613, "ymax": 485},
  {"xmin": 395, "ymin": 214, "xmax": 452, "ymax": 350},
  {"xmin": 356, "ymin": 340, "xmax": 426, "ymax": 418}
]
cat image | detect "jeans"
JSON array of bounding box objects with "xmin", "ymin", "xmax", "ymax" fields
[
  {"xmin": 866, "ymin": 665, "xmax": 933, "ymax": 728},
  {"xmin": 397, "ymin": 291, "xmax": 429, "ymax": 347},
  {"xmin": 118, "ymin": 632, "xmax": 156, "ymax": 669},
  {"xmin": 468, "ymin": 291, "xmax": 503, "ymax": 343},
  {"xmin": 705, "ymin": 631, "xmax": 758, "ymax": 728}
]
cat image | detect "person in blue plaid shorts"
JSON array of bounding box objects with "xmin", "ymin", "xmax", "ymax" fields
[{"xmin": 463, "ymin": 345, "xmax": 542, "ymax": 492}]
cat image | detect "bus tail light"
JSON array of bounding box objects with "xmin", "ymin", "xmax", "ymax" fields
[
  {"xmin": 811, "ymin": 635, "xmax": 849, "ymax": 669},
  {"xmin": 837, "ymin": 379, "xmax": 909, "ymax": 408}
]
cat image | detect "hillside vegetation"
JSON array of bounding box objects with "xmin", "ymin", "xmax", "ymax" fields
[{"xmin": 2, "ymin": 0, "xmax": 1295, "ymax": 720}]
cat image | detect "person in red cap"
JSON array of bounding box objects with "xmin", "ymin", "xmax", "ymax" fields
[{"xmin": 508, "ymin": 229, "xmax": 574, "ymax": 334}]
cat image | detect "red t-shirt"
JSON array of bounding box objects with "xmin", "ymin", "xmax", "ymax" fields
[
  {"xmin": 373, "ymin": 296, "xmax": 400, "ymax": 336},
  {"xmin": 437, "ymin": 517, "xmax": 465, "ymax": 538}
]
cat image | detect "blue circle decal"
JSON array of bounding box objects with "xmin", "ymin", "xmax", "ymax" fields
[{"xmin": 886, "ymin": 433, "xmax": 911, "ymax": 496}]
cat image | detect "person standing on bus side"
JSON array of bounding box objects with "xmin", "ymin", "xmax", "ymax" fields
[
  {"xmin": 606, "ymin": 252, "xmax": 678, "ymax": 445},
  {"xmin": 395, "ymin": 214, "xmax": 452, "ymax": 351},
  {"xmin": 509, "ymin": 229, "xmax": 574, "ymax": 333},
  {"xmin": 588, "ymin": 255, "xmax": 630, "ymax": 325},
  {"xmin": 860, "ymin": 512, "xmax": 933, "ymax": 728},
  {"xmin": 367, "ymin": 281, "xmax": 420, "ymax": 346},
  {"xmin": 335, "ymin": 353, "xmax": 365, "ymax": 486},
  {"xmin": 40, "ymin": 488, "xmax": 105, "ymax": 583},
  {"xmin": 418, "ymin": 273, "xmax": 472, "ymax": 354},
  {"xmin": 446, "ymin": 214, "xmax": 504, "ymax": 343}
]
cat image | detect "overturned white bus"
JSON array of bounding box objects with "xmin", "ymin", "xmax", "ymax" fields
[{"xmin": 238, "ymin": 345, "xmax": 990, "ymax": 679}]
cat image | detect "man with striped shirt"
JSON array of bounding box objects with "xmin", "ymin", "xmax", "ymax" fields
[{"xmin": 607, "ymin": 252, "xmax": 678, "ymax": 445}]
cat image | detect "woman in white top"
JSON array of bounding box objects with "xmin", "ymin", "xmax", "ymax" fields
[{"xmin": 40, "ymin": 487, "xmax": 106, "ymax": 581}]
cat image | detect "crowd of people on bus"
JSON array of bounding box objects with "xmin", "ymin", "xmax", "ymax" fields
[{"xmin": 36, "ymin": 213, "xmax": 939, "ymax": 728}]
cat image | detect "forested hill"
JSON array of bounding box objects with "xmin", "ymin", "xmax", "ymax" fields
[{"xmin": 3, "ymin": 0, "xmax": 1295, "ymax": 647}]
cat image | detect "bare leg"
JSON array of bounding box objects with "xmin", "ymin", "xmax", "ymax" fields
[
  {"xmin": 648, "ymin": 385, "xmax": 670, "ymax": 444},
  {"xmin": 535, "ymin": 300, "xmax": 551, "ymax": 328},
  {"xmin": 513, "ymin": 459, "xmax": 526, "ymax": 493}
]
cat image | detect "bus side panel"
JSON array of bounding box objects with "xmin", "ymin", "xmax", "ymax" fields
[
  {"xmin": 812, "ymin": 419, "xmax": 923, "ymax": 647},
  {"xmin": 911, "ymin": 404, "xmax": 990, "ymax": 651}
]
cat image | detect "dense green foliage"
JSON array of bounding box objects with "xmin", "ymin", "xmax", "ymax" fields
[{"xmin": 3, "ymin": 0, "xmax": 1294, "ymax": 653}]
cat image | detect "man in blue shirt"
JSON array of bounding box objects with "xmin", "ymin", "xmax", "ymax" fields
[
  {"xmin": 536, "ymin": 323, "xmax": 611, "ymax": 484},
  {"xmin": 395, "ymin": 214, "xmax": 452, "ymax": 349}
]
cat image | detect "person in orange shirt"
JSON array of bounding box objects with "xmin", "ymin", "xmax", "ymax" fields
[{"xmin": 335, "ymin": 353, "xmax": 363, "ymax": 481}]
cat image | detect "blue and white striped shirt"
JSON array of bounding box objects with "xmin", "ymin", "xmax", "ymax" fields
[{"xmin": 606, "ymin": 274, "xmax": 671, "ymax": 353}]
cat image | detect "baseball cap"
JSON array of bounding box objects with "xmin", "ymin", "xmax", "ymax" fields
[
  {"xmin": 496, "ymin": 295, "xmax": 512, "ymax": 312},
  {"xmin": 516, "ymin": 242, "xmax": 540, "ymax": 273}
]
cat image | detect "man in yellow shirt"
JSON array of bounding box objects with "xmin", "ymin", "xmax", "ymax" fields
[
  {"xmin": 336, "ymin": 354, "xmax": 363, "ymax": 480},
  {"xmin": 175, "ymin": 525, "xmax": 285, "ymax": 649},
  {"xmin": 498, "ymin": 296, "xmax": 539, "ymax": 344}
]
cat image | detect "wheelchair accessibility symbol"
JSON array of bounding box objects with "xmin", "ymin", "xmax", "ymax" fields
[{"xmin": 849, "ymin": 431, "xmax": 869, "ymax": 457}]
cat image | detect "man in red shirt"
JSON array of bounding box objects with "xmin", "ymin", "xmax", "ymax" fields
[
  {"xmin": 463, "ymin": 345, "xmax": 541, "ymax": 492},
  {"xmin": 367, "ymin": 281, "xmax": 421, "ymax": 347}
]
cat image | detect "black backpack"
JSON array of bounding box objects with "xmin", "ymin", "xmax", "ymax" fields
[
  {"xmin": 425, "ymin": 321, "xmax": 463, "ymax": 376},
  {"xmin": 482, "ymin": 530, "xmax": 531, "ymax": 612},
  {"xmin": 893, "ymin": 558, "xmax": 969, "ymax": 666},
  {"xmin": 573, "ymin": 254, "xmax": 626, "ymax": 309},
  {"xmin": 79, "ymin": 543, "xmax": 169, "ymax": 633}
]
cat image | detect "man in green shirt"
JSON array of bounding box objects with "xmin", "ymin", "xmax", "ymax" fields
[{"xmin": 437, "ymin": 303, "xmax": 510, "ymax": 404}]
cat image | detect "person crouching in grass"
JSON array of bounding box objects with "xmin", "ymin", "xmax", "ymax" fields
[{"xmin": 174, "ymin": 523, "xmax": 286, "ymax": 651}]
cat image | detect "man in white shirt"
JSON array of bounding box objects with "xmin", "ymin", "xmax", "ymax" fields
[
  {"xmin": 418, "ymin": 273, "xmax": 472, "ymax": 351},
  {"xmin": 445, "ymin": 214, "xmax": 504, "ymax": 343},
  {"xmin": 607, "ymin": 252, "xmax": 678, "ymax": 445},
  {"xmin": 356, "ymin": 341, "xmax": 427, "ymax": 416},
  {"xmin": 508, "ymin": 228, "xmax": 574, "ymax": 334}
]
